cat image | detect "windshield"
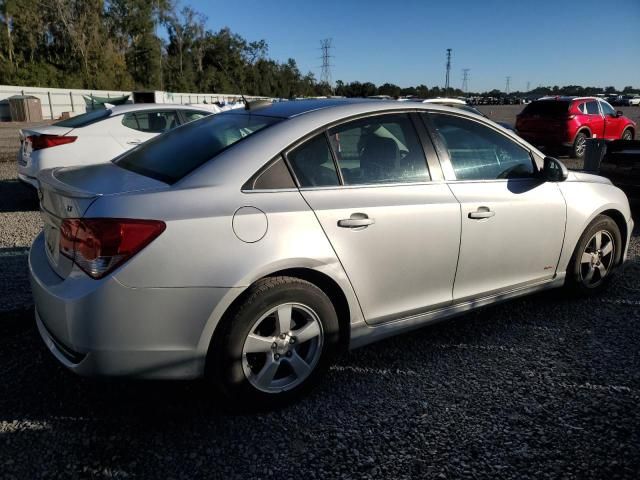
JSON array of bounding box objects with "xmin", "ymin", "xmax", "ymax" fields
[
  {"xmin": 521, "ymin": 101, "xmax": 570, "ymax": 116},
  {"xmin": 53, "ymin": 109, "xmax": 111, "ymax": 128},
  {"xmin": 114, "ymin": 113, "xmax": 281, "ymax": 184}
]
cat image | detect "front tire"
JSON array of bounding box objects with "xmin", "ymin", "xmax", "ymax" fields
[
  {"xmin": 572, "ymin": 131, "xmax": 588, "ymax": 159},
  {"xmin": 566, "ymin": 215, "xmax": 622, "ymax": 295},
  {"xmin": 208, "ymin": 276, "xmax": 340, "ymax": 409},
  {"xmin": 621, "ymin": 128, "xmax": 634, "ymax": 141}
]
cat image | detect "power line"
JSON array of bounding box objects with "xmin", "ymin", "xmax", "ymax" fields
[
  {"xmin": 462, "ymin": 68, "xmax": 470, "ymax": 94},
  {"xmin": 444, "ymin": 49, "xmax": 452, "ymax": 95},
  {"xmin": 320, "ymin": 38, "xmax": 333, "ymax": 89}
]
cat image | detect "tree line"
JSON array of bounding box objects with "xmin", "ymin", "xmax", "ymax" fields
[{"xmin": 0, "ymin": 1, "xmax": 637, "ymax": 98}]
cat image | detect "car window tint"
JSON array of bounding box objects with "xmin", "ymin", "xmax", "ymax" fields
[
  {"xmin": 600, "ymin": 101, "xmax": 615, "ymax": 116},
  {"xmin": 244, "ymin": 156, "xmax": 296, "ymax": 190},
  {"xmin": 122, "ymin": 111, "xmax": 180, "ymax": 133},
  {"xmin": 428, "ymin": 113, "xmax": 535, "ymax": 181},
  {"xmin": 287, "ymin": 134, "xmax": 339, "ymax": 187},
  {"xmin": 115, "ymin": 113, "xmax": 281, "ymax": 184},
  {"xmin": 577, "ymin": 103, "xmax": 586, "ymax": 114},
  {"xmin": 586, "ymin": 101, "xmax": 600, "ymax": 115},
  {"xmin": 327, "ymin": 113, "xmax": 430, "ymax": 185},
  {"xmin": 184, "ymin": 110, "xmax": 210, "ymax": 122}
]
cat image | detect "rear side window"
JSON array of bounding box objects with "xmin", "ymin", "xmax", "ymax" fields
[
  {"xmin": 243, "ymin": 156, "xmax": 296, "ymax": 190},
  {"xmin": 327, "ymin": 113, "xmax": 430, "ymax": 185},
  {"xmin": 428, "ymin": 113, "xmax": 535, "ymax": 181},
  {"xmin": 53, "ymin": 109, "xmax": 111, "ymax": 128},
  {"xmin": 585, "ymin": 101, "xmax": 600, "ymax": 115},
  {"xmin": 521, "ymin": 101, "xmax": 569, "ymax": 116},
  {"xmin": 115, "ymin": 113, "xmax": 281, "ymax": 184},
  {"xmin": 576, "ymin": 103, "xmax": 587, "ymax": 114},
  {"xmin": 122, "ymin": 111, "xmax": 180, "ymax": 133}
]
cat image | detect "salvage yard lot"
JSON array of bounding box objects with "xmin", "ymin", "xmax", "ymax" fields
[{"xmin": 1, "ymin": 107, "xmax": 639, "ymax": 479}]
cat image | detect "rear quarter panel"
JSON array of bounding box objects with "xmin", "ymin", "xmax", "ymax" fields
[{"xmin": 557, "ymin": 175, "xmax": 632, "ymax": 272}]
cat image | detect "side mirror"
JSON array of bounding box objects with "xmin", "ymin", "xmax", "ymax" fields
[
  {"xmin": 615, "ymin": 110, "xmax": 624, "ymax": 118},
  {"xmin": 543, "ymin": 156, "xmax": 568, "ymax": 182}
]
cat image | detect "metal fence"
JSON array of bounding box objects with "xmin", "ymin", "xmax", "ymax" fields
[{"xmin": 0, "ymin": 85, "xmax": 266, "ymax": 121}]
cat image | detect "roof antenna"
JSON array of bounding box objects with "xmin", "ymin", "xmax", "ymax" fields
[{"xmin": 215, "ymin": 62, "xmax": 272, "ymax": 111}]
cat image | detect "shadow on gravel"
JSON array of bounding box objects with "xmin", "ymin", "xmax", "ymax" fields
[{"xmin": 0, "ymin": 178, "xmax": 38, "ymax": 212}]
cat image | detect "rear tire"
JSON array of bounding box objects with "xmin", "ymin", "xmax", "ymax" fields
[
  {"xmin": 208, "ymin": 276, "xmax": 340, "ymax": 410},
  {"xmin": 565, "ymin": 215, "xmax": 622, "ymax": 295},
  {"xmin": 571, "ymin": 131, "xmax": 588, "ymax": 159},
  {"xmin": 621, "ymin": 128, "xmax": 634, "ymax": 141}
]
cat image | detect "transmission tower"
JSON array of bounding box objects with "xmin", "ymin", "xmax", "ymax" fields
[
  {"xmin": 320, "ymin": 38, "xmax": 334, "ymax": 89},
  {"xmin": 526, "ymin": 81, "xmax": 531, "ymax": 92},
  {"xmin": 462, "ymin": 68, "xmax": 470, "ymax": 94},
  {"xmin": 505, "ymin": 76, "xmax": 511, "ymax": 95},
  {"xmin": 444, "ymin": 49, "xmax": 452, "ymax": 95}
]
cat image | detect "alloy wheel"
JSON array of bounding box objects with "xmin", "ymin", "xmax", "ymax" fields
[
  {"xmin": 241, "ymin": 303, "xmax": 324, "ymax": 393},
  {"xmin": 575, "ymin": 135, "xmax": 587, "ymax": 157},
  {"xmin": 580, "ymin": 230, "xmax": 615, "ymax": 288},
  {"xmin": 622, "ymin": 130, "xmax": 633, "ymax": 141}
]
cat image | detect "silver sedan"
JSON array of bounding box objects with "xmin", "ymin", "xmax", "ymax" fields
[{"xmin": 30, "ymin": 99, "xmax": 633, "ymax": 408}]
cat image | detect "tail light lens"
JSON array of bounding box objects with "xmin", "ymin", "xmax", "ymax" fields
[
  {"xmin": 28, "ymin": 134, "xmax": 77, "ymax": 151},
  {"xmin": 59, "ymin": 218, "xmax": 166, "ymax": 279}
]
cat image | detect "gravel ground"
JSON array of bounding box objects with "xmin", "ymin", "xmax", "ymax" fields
[{"xmin": 1, "ymin": 114, "xmax": 640, "ymax": 479}]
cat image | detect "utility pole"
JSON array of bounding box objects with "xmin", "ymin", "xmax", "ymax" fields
[
  {"xmin": 320, "ymin": 38, "xmax": 334, "ymax": 93},
  {"xmin": 462, "ymin": 68, "xmax": 470, "ymax": 94},
  {"xmin": 505, "ymin": 76, "xmax": 511, "ymax": 95},
  {"xmin": 445, "ymin": 48, "xmax": 452, "ymax": 96}
]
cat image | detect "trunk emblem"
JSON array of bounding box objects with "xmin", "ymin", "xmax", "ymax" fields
[{"xmin": 66, "ymin": 205, "xmax": 73, "ymax": 213}]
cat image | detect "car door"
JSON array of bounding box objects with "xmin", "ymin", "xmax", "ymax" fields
[
  {"xmin": 115, "ymin": 110, "xmax": 181, "ymax": 148},
  {"xmin": 423, "ymin": 112, "xmax": 566, "ymax": 302},
  {"xmin": 286, "ymin": 112, "xmax": 461, "ymax": 325},
  {"xmin": 584, "ymin": 100, "xmax": 605, "ymax": 138},
  {"xmin": 599, "ymin": 101, "xmax": 623, "ymax": 140}
]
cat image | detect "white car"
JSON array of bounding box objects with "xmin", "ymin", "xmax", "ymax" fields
[
  {"xmin": 17, "ymin": 103, "xmax": 220, "ymax": 188},
  {"xmin": 628, "ymin": 96, "xmax": 640, "ymax": 107}
]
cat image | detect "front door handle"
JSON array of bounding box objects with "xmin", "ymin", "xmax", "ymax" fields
[
  {"xmin": 338, "ymin": 213, "xmax": 375, "ymax": 229},
  {"xmin": 468, "ymin": 207, "xmax": 495, "ymax": 219}
]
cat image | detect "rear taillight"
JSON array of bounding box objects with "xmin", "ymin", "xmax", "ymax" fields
[
  {"xmin": 59, "ymin": 218, "xmax": 166, "ymax": 279},
  {"xmin": 28, "ymin": 134, "xmax": 77, "ymax": 151}
]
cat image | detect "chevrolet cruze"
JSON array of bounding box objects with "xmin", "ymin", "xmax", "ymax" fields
[{"xmin": 30, "ymin": 99, "xmax": 633, "ymax": 408}]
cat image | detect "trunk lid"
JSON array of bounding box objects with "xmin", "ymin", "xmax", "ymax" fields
[
  {"xmin": 37, "ymin": 163, "xmax": 169, "ymax": 278},
  {"xmin": 18, "ymin": 125, "xmax": 76, "ymax": 167}
]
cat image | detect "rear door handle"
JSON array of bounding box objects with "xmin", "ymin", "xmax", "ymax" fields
[
  {"xmin": 338, "ymin": 213, "xmax": 375, "ymax": 229},
  {"xmin": 468, "ymin": 207, "xmax": 495, "ymax": 219}
]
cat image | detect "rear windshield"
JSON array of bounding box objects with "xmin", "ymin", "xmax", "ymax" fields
[
  {"xmin": 53, "ymin": 109, "xmax": 111, "ymax": 128},
  {"xmin": 114, "ymin": 113, "xmax": 281, "ymax": 184},
  {"xmin": 521, "ymin": 101, "xmax": 570, "ymax": 116}
]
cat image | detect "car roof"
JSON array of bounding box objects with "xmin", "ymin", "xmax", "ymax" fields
[
  {"xmin": 536, "ymin": 96, "xmax": 600, "ymax": 103},
  {"xmin": 227, "ymin": 98, "xmax": 377, "ymax": 119},
  {"xmin": 108, "ymin": 103, "xmax": 218, "ymax": 114},
  {"xmin": 421, "ymin": 98, "xmax": 467, "ymax": 105}
]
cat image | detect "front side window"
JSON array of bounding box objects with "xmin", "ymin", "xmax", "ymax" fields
[
  {"xmin": 327, "ymin": 113, "xmax": 430, "ymax": 185},
  {"xmin": 115, "ymin": 113, "xmax": 281, "ymax": 184},
  {"xmin": 428, "ymin": 113, "xmax": 535, "ymax": 181},
  {"xmin": 585, "ymin": 101, "xmax": 600, "ymax": 115},
  {"xmin": 600, "ymin": 101, "xmax": 616, "ymax": 116},
  {"xmin": 122, "ymin": 111, "xmax": 180, "ymax": 133},
  {"xmin": 287, "ymin": 134, "xmax": 340, "ymax": 187}
]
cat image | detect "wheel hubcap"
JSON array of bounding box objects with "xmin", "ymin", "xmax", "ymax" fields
[
  {"xmin": 241, "ymin": 303, "xmax": 323, "ymax": 393},
  {"xmin": 580, "ymin": 230, "xmax": 615, "ymax": 287},
  {"xmin": 576, "ymin": 136, "xmax": 586, "ymax": 156},
  {"xmin": 623, "ymin": 131, "xmax": 632, "ymax": 141}
]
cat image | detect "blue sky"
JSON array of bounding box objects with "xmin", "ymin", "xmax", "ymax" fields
[{"xmin": 189, "ymin": 0, "xmax": 640, "ymax": 91}]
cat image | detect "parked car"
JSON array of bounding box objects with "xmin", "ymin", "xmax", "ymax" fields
[
  {"xmin": 598, "ymin": 140, "xmax": 640, "ymax": 200},
  {"xmin": 622, "ymin": 95, "xmax": 640, "ymax": 106},
  {"xmin": 17, "ymin": 103, "xmax": 220, "ymax": 188},
  {"xmin": 30, "ymin": 99, "xmax": 633, "ymax": 408},
  {"xmin": 420, "ymin": 98, "xmax": 515, "ymax": 130},
  {"xmin": 515, "ymin": 97, "xmax": 636, "ymax": 159}
]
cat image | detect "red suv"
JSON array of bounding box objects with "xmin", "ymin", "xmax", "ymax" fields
[{"xmin": 515, "ymin": 96, "xmax": 636, "ymax": 158}]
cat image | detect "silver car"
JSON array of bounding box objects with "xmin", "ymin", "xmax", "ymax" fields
[{"xmin": 30, "ymin": 99, "xmax": 633, "ymax": 407}]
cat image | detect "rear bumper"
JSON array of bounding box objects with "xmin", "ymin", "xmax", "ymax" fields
[{"xmin": 30, "ymin": 232, "xmax": 231, "ymax": 379}]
